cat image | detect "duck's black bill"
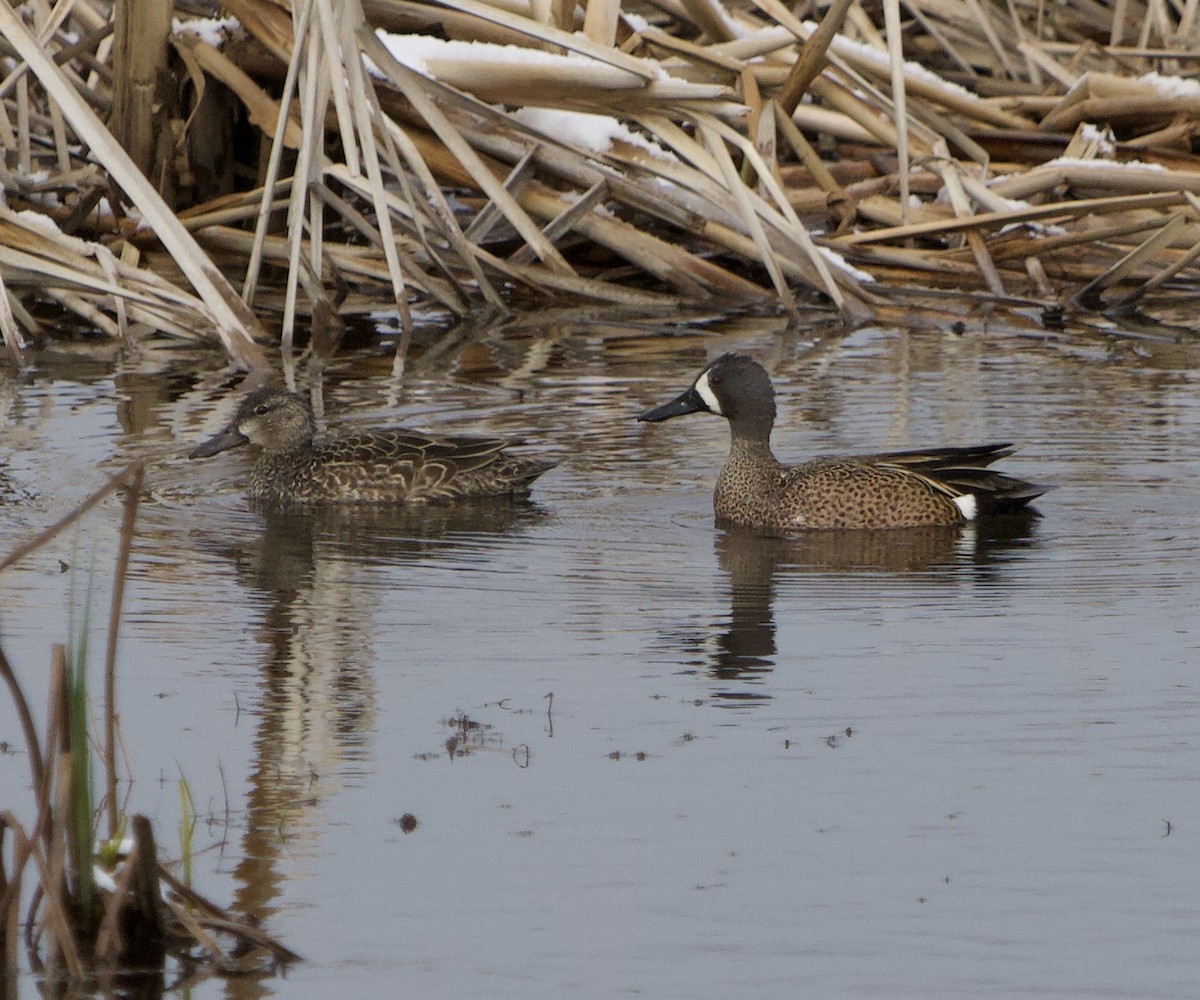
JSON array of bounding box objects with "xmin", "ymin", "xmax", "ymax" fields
[
  {"xmin": 638, "ymin": 386, "xmax": 706, "ymax": 423},
  {"xmin": 189, "ymin": 426, "xmax": 248, "ymax": 459}
]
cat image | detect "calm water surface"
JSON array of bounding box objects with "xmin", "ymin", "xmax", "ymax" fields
[{"xmin": 2, "ymin": 319, "xmax": 1199, "ymax": 998}]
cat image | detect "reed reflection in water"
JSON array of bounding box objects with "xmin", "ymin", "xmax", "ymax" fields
[{"xmin": 181, "ymin": 497, "xmax": 547, "ymax": 923}]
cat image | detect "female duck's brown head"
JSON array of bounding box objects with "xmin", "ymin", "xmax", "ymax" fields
[{"xmin": 189, "ymin": 388, "xmax": 317, "ymax": 458}]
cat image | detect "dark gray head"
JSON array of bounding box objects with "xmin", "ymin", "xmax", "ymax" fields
[
  {"xmin": 189, "ymin": 388, "xmax": 317, "ymax": 459},
  {"xmin": 638, "ymin": 354, "xmax": 777, "ymax": 438}
]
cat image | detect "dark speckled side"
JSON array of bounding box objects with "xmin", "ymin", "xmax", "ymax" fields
[
  {"xmin": 639, "ymin": 353, "xmax": 1045, "ymax": 531},
  {"xmin": 190, "ymin": 388, "xmax": 555, "ymax": 506}
]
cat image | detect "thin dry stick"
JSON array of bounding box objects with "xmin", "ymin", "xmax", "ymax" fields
[
  {"xmin": 319, "ymin": 0, "xmax": 361, "ymax": 175},
  {"xmin": 364, "ymin": 32, "xmax": 575, "ymax": 278},
  {"xmin": 355, "ymin": 72, "xmax": 472, "ymax": 324},
  {"xmin": 464, "ymin": 148, "xmax": 538, "ymax": 244},
  {"xmin": 164, "ymin": 893, "xmax": 227, "ymax": 964},
  {"xmin": 697, "ymin": 109, "xmax": 870, "ymax": 313},
  {"xmin": 280, "ymin": 3, "xmax": 326, "ymax": 365},
  {"xmin": 1111, "ymin": 193, "xmax": 1200, "ymax": 305},
  {"xmin": 964, "ymin": 0, "xmax": 1020, "ymax": 78},
  {"xmin": 344, "ymin": 17, "xmax": 426, "ymax": 340},
  {"xmin": 773, "ymin": 104, "xmax": 853, "ymax": 225},
  {"xmin": 582, "ymin": 0, "xmax": 621, "ymax": 45},
  {"xmin": 776, "ymin": 0, "xmax": 855, "ymax": 115},
  {"xmin": 990, "ymin": 216, "xmax": 1175, "ymax": 262},
  {"xmin": 0, "ymin": 267, "xmax": 26, "ymax": 365},
  {"xmin": 883, "ymin": 0, "xmax": 910, "ymax": 225},
  {"xmin": 239, "ymin": 0, "xmax": 313, "ymax": 309},
  {"xmin": 92, "ymin": 822, "xmax": 160, "ymax": 966},
  {"xmin": 103, "ymin": 462, "xmax": 143, "ymax": 839},
  {"xmin": 508, "ymin": 180, "xmax": 608, "ymax": 266},
  {"xmin": 36, "ymin": 753, "xmax": 84, "ymax": 978},
  {"xmin": 2, "ymin": 645, "xmax": 70, "ymax": 961},
  {"xmin": 0, "ymin": 464, "xmax": 144, "ymax": 575},
  {"xmin": 0, "ymin": 649, "xmax": 44, "ymax": 798},
  {"xmin": 932, "ymin": 141, "xmax": 1005, "ymax": 295},
  {"xmin": 158, "ymin": 865, "xmax": 302, "ymax": 962},
  {"xmin": 1111, "ymin": 233, "xmax": 1200, "ymax": 307},
  {"xmin": 837, "ymin": 191, "xmax": 1188, "ymax": 245},
  {"xmin": 1, "ymin": 811, "xmax": 33, "ymax": 973}
]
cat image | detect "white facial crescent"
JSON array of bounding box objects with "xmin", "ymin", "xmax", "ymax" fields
[{"xmin": 694, "ymin": 370, "xmax": 723, "ymax": 415}]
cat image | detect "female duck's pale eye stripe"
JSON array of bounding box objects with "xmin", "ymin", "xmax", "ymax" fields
[
  {"xmin": 952, "ymin": 494, "xmax": 978, "ymax": 520},
  {"xmin": 694, "ymin": 371, "xmax": 723, "ymax": 414}
]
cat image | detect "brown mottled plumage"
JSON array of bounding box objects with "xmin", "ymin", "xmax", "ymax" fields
[
  {"xmin": 190, "ymin": 388, "xmax": 554, "ymax": 506},
  {"xmin": 638, "ymin": 354, "xmax": 1045, "ymax": 531}
]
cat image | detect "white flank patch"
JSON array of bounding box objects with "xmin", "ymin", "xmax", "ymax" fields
[
  {"xmin": 952, "ymin": 494, "xmax": 978, "ymax": 521},
  {"xmin": 694, "ymin": 370, "xmax": 722, "ymax": 415}
]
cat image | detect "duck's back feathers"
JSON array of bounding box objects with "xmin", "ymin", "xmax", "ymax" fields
[{"xmin": 249, "ymin": 431, "xmax": 553, "ymax": 505}]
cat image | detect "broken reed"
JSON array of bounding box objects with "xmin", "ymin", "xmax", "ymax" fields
[{"xmin": 0, "ymin": 462, "xmax": 298, "ymax": 984}]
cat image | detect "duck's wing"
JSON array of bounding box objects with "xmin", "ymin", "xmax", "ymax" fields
[
  {"xmin": 853, "ymin": 443, "xmax": 1016, "ymax": 471},
  {"xmin": 313, "ymin": 431, "xmax": 514, "ymax": 499},
  {"xmin": 863, "ymin": 443, "xmax": 1048, "ymax": 514}
]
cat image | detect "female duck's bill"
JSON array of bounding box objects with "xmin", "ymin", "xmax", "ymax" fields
[{"xmin": 189, "ymin": 424, "xmax": 248, "ymax": 459}]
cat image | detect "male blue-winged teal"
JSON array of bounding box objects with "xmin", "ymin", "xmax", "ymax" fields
[
  {"xmin": 638, "ymin": 354, "xmax": 1045, "ymax": 531},
  {"xmin": 190, "ymin": 388, "xmax": 555, "ymax": 505}
]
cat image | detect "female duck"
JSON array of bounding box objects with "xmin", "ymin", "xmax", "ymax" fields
[
  {"xmin": 638, "ymin": 354, "xmax": 1044, "ymax": 531},
  {"xmin": 190, "ymin": 388, "xmax": 554, "ymax": 505}
]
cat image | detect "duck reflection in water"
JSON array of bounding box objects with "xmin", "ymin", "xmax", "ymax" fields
[
  {"xmin": 704, "ymin": 514, "xmax": 1042, "ymax": 705},
  {"xmin": 242, "ymin": 499, "xmax": 545, "ymax": 595}
]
